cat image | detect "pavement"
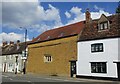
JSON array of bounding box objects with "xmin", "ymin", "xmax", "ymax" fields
[{"xmin": 1, "ymin": 72, "xmax": 120, "ymax": 84}]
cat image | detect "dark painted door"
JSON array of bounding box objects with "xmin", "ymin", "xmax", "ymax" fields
[
  {"xmin": 117, "ymin": 63, "xmax": 120, "ymax": 81},
  {"xmin": 4, "ymin": 63, "xmax": 6, "ymax": 72},
  {"xmin": 70, "ymin": 61, "xmax": 76, "ymax": 77}
]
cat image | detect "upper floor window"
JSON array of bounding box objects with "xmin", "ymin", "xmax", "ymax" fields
[
  {"xmin": 91, "ymin": 43, "xmax": 103, "ymax": 53},
  {"xmin": 44, "ymin": 54, "xmax": 52, "ymax": 63},
  {"xmin": 99, "ymin": 22, "xmax": 108, "ymax": 30}
]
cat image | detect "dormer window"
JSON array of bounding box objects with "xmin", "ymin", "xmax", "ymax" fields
[
  {"xmin": 98, "ymin": 14, "xmax": 110, "ymax": 31},
  {"xmin": 99, "ymin": 21, "xmax": 108, "ymax": 30}
]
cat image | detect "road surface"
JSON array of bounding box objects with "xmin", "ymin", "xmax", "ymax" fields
[{"xmin": 2, "ymin": 73, "xmax": 120, "ymax": 84}]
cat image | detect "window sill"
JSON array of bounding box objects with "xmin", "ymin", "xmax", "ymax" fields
[{"xmin": 98, "ymin": 29, "xmax": 110, "ymax": 32}]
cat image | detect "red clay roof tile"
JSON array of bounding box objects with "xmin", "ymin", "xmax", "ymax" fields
[{"xmin": 32, "ymin": 21, "xmax": 85, "ymax": 42}]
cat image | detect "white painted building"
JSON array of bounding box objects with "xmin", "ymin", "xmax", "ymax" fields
[
  {"xmin": 77, "ymin": 10, "xmax": 120, "ymax": 80},
  {"xmin": 2, "ymin": 54, "xmax": 23, "ymax": 73},
  {"xmin": 2, "ymin": 41, "xmax": 28, "ymax": 74},
  {"xmin": 77, "ymin": 38, "xmax": 120, "ymax": 79}
]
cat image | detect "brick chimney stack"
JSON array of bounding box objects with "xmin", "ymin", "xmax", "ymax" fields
[
  {"xmin": 2, "ymin": 41, "xmax": 7, "ymax": 47},
  {"xmin": 85, "ymin": 8, "xmax": 92, "ymax": 27},
  {"xmin": 10, "ymin": 41, "xmax": 14, "ymax": 45}
]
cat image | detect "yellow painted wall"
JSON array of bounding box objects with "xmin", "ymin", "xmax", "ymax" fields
[{"xmin": 26, "ymin": 35, "xmax": 78, "ymax": 77}]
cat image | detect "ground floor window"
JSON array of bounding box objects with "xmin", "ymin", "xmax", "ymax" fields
[
  {"xmin": 91, "ymin": 62, "xmax": 107, "ymax": 73},
  {"xmin": 9, "ymin": 63, "xmax": 13, "ymax": 67}
]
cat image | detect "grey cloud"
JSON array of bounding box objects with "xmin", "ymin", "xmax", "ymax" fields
[{"xmin": 2, "ymin": 1, "xmax": 62, "ymax": 33}]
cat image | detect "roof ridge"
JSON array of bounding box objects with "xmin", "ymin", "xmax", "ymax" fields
[
  {"xmin": 44, "ymin": 21, "xmax": 84, "ymax": 33},
  {"xmin": 40, "ymin": 14, "xmax": 116, "ymax": 34}
]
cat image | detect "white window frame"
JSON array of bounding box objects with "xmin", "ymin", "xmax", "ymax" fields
[{"xmin": 98, "ymin": 21, "xmax": 109, "ymax": 31}]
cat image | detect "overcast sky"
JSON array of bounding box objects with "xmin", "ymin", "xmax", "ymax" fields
[{"xmin": 0, "ymin": 0, "xmax": 119, "ymax": 45}]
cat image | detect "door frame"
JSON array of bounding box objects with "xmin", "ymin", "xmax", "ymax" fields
[
  {"xmin": 113, "ymin": 61, "xmax": 120, "ymax": 81},
  {"xmin": 117, "ymin": 62, "xmax": 120, "ymax": 81},
  {"xmin": 69, "ymin": 60, "xmax": 77, "ymax": 77},
  {"xmin": 3, "ymin": 63, "xmax": 6, "ymax": 72}
]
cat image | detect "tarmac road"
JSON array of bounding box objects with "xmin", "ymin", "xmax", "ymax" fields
[{"xmin": 1, "ymin": 72, "xmax": 120, "ymax": 84}]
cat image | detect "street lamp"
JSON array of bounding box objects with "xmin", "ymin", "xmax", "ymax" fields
[{"xmin": 20, "ymin": 27, "xmax": 27, "ymax": 74}]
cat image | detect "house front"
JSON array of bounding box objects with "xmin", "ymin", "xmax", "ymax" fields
[
  {"xmin": 77, "ymin": 10, "xmax": 120, "ymax": 80},
  {"xmin": 0, "ymin": 51, "xmax": 1, "ymax": 83},
  {"xmin": 2, "ymin": 41, "xmax": 28, "ymax": 74},
  {"xmin": 27, "ymin": 21, "xmax": 84, "ymax": 77}
]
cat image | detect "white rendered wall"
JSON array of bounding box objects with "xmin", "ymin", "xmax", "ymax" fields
[
  {"xmin": 118, "ymin": 38, "xmax": 120, "ymax": 61},
  {"xmin": 77, "ymin": 38, "xmax": 119, "ymax": 78}
]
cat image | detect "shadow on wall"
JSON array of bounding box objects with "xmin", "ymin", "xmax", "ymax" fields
[{"xmin": 50, "ymin": 73, "xmax": 58, "ymax": 76}]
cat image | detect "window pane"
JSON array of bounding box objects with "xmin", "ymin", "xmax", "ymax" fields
[
  {"xmin": 91, "ymin": 43, "xmax": 103, "ymax": 53},
  {"xmin": 91, "ymin": 46, "xmax": 95, "ymax": 52},
  {"xmin": 91, "ymin": 63, "xmax": 96, "ymax": 73},
  {"xmin": 44, "ymin": 55, "xmax": 52, "ymax": 62},
  {"xmin": 95, "ymin": 45, "xmax": 99, "ymax": 51},
  {"xmin": 99, "ymin": 22, "xmax": 109, "ymax": 30},
  {"xmin": 91, "ymin": 62, "xmax": 107, "ymax": 73},
  {"xmin": 104, "ymin": 23, "xmax": 108, "ymax": 29},
  {"xmin": 99, "ymin": 45, "xmax": 103, "ymax": 51},
  {"xmin": 100, "ymin": 24, "xmax": 103, "ymax": 30},
  {"xmin": 102, "ymin": 63, "xmax": 107, "ymax": 73}
]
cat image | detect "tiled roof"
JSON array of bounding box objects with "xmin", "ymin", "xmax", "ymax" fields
[
  {"xmin": 79, "ymin": 14, "xmax": 120, "ymax": 41},
  {"xmin": 32, "ymin": 21, "xmax": 85, "ymax": 43},
  {"xmin": 31, "ymin": 13, "xmax": 119, "ymax": 44},
  {"xmin": 2, "ymin": 42, "xmax": 27, "ymax": 55}
]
